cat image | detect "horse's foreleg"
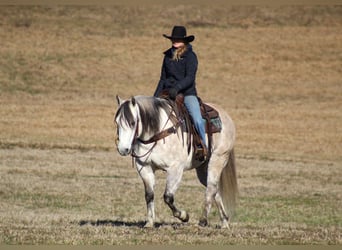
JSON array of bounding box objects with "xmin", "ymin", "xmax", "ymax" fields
[
  {"xmin": 137, "ymin": 164, "xmax": 155, "ymax": 228},
  {"xmin": 164, "ymin": 192, "xmax": 189, "ymax": 223},
  {"xmin": 164, "ymin": 168, "xmax": 189, "ymax": 223}
]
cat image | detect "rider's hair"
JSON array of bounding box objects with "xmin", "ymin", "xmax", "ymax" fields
[{"xmin": 172, "ymin": 43, "xmax": 188, "ymax": 61}]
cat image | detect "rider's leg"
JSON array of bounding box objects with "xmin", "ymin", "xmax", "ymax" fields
[{"xmin": 183, "ymin": 95, "xmax": 207, "ymax": 147}]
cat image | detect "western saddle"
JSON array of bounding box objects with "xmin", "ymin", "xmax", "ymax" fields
[{"xmin": 159, "ymin": 91, "xmax": 222, "ymax": 162}]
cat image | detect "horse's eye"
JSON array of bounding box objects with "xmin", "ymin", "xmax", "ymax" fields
[{"xmin": 129, "ymin": 121, "xmax": 136, "ymax": 127}]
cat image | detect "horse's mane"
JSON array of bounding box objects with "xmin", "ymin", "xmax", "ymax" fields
[
  {"xmin": 135, "ymin": 96, "xmax": 172, "ymax": 135},
  {"xmin": 116, "ymin": 96, "xmax": 172, "ymax": 135}
]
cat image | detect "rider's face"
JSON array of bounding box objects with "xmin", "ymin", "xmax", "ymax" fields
[{"xmin": 171, "ymin": 39, "xmax": 185, "ymax": 49}]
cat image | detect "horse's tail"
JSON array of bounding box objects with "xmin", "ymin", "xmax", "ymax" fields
[{"xmin": 219, "ymin": 148, "xmax": 238, "ymax": 218}]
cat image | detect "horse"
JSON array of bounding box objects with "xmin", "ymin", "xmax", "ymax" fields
[{"xmin": 114, "ymin": 95, "xmax": 238, "ymax": 228}]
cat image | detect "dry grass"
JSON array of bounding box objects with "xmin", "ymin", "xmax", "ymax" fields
[
  {"xmin": 0, "ymin": 148, "xmax": 341, "ymax": 245},
  {"xmin": 0, "ymin": 5, "xmax": 341, "ymax": 245}
]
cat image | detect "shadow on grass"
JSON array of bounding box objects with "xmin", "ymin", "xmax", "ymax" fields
[{"xmin": 79, "ymin": 219, "xmax": 184, "ymax": 229}]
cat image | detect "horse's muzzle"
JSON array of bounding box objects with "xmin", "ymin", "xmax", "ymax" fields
[{"xmin": 117, "ymin": 145, "xmax": 131, "ymax": 156}]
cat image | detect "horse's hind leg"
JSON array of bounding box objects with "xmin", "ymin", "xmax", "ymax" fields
[
  {"xmin": 137, "ymin": 164, "xmax": 155, "ymax": 228},
  {"xmin": 199, "ymin": 156, "xmax": 225, "ymax": 227},
  {"xmin": 199, "ymin": 179, "xmax": 216, "ymax": 227},
  {"xmin": 164, "ymin": 167, "xmax": 189, "ymax": 223},
  {"xmin": 214, "ymin": 193, "xmax": 230, "ymax": 229}
]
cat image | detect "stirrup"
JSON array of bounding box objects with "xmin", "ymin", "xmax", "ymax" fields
[{"xmin": 195, "ymin": 144, "xmax": 208, "ymax": 161}]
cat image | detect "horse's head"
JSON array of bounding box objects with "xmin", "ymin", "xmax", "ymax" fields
[
  {"xmin": 114, "ymin": 95, "xmax": 140, "ymax": 156},
  {"xmin": 114, "ymin": 95, "xmax": 173, "ymax": 156}
]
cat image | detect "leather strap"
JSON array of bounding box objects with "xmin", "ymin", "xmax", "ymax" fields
[{"xmin": 138, "ymin": 121, "xmax": 182, "ymax": 145}]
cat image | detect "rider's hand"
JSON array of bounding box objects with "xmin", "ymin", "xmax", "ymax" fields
[{"xmin": 168, "ymin": 88, "xmax": 178, "ymax": 100}]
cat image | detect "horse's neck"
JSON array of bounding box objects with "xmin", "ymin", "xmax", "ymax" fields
[{"xmin": 138, "ymin": 101, "xmax": 173, "ymax": 141}]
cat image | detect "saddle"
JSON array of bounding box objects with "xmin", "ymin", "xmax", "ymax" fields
[{"xmin": 159, "ymin": 91, "xmax": 222, "ymax": 161}]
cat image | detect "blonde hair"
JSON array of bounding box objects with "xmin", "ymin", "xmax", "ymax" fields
[{"xmin": 172, "ymin": 44, "xmax": 188, "ymax": 61}]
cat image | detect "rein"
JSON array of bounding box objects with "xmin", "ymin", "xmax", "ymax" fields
[{"xmin": 138, "ymin": 122, "xmax": 181, "ymax": 145}]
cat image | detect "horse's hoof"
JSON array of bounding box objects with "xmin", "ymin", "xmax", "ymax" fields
[
  {"xmin": 198, "ymin": 218, "xmax": 208, "ymax": 227},
  {"xmin": 221, "ymin": 221, "xmax": 230, "ymax": 229},
  {"xmin": 180, "ymin": 210, "xmax": 189, "ymax": 222},
  {"xmin": 144, "ymin": 221, "xmax": 154, "ymax": 228}
]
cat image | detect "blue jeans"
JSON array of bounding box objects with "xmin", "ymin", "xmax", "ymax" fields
[{"xmin": 184, "ymin": 95, "xmax": 207, "ymax": 147}]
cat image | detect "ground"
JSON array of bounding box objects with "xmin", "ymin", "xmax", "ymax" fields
[{"xmin": 0, "ymin": 4, "xmax": 341, "ymax": 245}]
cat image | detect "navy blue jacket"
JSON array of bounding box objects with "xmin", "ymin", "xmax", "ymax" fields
[{"xmin": 154, "ymin": 44, "xmax": 198, "ymax": 97}]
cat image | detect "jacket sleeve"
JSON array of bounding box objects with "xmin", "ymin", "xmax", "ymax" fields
[
  {"xmin": 153, "ymin": 57, "xmax": 167, "ymax": 97},
  {"xmin": 174, "ymin": 52, "xmax": 198, "ymax": 92}
]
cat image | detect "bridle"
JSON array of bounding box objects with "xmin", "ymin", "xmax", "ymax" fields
[{"xmin": 116, "ymin": 103, "xmax": 183, "ymax": 160}]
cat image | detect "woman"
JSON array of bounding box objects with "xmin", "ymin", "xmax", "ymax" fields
[{"xmin": 154, "ymin": 26, "xmax": 207, "ymax": 159}]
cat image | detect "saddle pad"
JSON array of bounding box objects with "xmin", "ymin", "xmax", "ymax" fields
[{"xmin": 200, "ymin": 103, "xmax": 222, "ymax": 133}]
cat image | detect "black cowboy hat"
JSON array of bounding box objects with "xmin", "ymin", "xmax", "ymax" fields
[{"xmin": 163, "ymin": 26, "xmax": 195, "ymax": 43}]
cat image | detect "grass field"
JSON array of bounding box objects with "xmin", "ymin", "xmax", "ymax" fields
[{"xmin": 0, "ymin": 5, "xmax": 341, "ymax": 245}]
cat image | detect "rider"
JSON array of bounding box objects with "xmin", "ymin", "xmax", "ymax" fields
[{"xmin": 153, "ymin": 26, "xmax": 207, "ymax": 159}]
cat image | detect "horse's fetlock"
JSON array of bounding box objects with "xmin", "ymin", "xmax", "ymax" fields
[{"xmin": 173, "ymin": 210, "xmax": 181, "ymax": 218}]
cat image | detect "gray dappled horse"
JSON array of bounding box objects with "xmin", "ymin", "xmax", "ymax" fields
[{"xmin": 114, "ymin": 95, "xmax": 238, "ymax": 228}]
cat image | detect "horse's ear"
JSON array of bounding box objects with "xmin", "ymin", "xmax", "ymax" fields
[
  {"xmin": 131, "ymin": 96, "xmax": 136, "ymax": 106},
  {"xmin": 116, "ymin": 95, "xmax": 124, "ymax": 105}
]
